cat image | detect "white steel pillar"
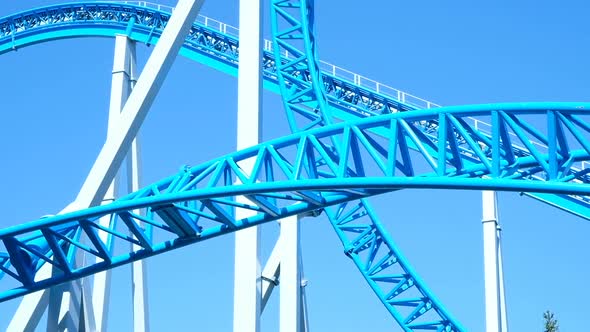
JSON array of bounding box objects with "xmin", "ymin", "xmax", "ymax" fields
[
  {"xmin": 75, "ymin": 0, "xmax": 206, "ymax": 208},
  {"xmin": 259, "ymin": 218, "xmax": 308, "ymax": 331},
  {"xmin": 482, "ymin": 190, "xmax": 507, "ymax": 332},
  {"xmin": 279, "ymin": 215, "xmax": 301, "ymax": 332},
  {"xmin": 92, "ymin": 33, "xmax": 134, "ymax": 332},
  {"xmin": 497, "ymin": 225, "xmax": 508, "ymax": 332},
  {"xmin": 127, "ymin": 47, "xmax": 150, "ymax": 332},
  {"xmin": 261, "ymin": 237, "xmax": 281, "ymax": 311},
  {"xmin": 300, "ymin": 278, "xmax": 309, "ymax": 332},
  {"xmin": 233, "ymin": 0, "xmax": 263, "ymax": 330},
  {"xmin": 7, "ymin": 1, "xmax": 205, "ymax": 330}
]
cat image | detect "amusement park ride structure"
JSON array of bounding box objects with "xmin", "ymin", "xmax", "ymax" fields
[{"xmin": 0, "ymin": 0, "xmax": 589, "ymax": 331}]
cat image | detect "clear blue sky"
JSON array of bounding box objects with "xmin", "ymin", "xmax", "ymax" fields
[{"xmin": 1, "ymin": 0, "xmax": 590, "ymax": 330}]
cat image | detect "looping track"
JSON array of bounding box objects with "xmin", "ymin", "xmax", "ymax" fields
[{"xmin": 1, "ymin": 2, "xmax": 590, "ymax": 331}]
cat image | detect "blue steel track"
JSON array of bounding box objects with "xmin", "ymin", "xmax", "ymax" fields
[{"xmin": 1, "ymin": 2, "xmax": 590, "ymax": 331}]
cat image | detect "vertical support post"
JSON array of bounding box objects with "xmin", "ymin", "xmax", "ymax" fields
[
  {"xmin": 6, "ymin": 283, "xmax": 49, "ymax": 331},
  {"xmin": 497, "ymin": 225, "xmax": 508, "ymax": 332},
  {"xmin": 261, "ymin": 237, "xmax": 282, "ymax": 312},
  {"xmin": 127, "ymin": 45, "xmax": 151, "ymax": 332},
  {"xmin": 92, "ymin": 33, "xmax": 134, "ymax": 332},
  {"xmin": 259, "ymin": 214, "xmax": 308, "ymax": 332},
  {"xmin": 74, "ymin": 0, "xmax": 206, "ymax": 208},
  {"xmin": 47, "ymin": 248, "xmax": 88, "ymax": 331},
  {"xmin": 233, "ymin": 0, "xmax": 263, "ymax": 331},
  {"xmin": 8, "ymin": 1, "xmax": 205, "ymax": 329},
  {"xmin": 300, "ymin": 278, "xmax": 310, "ymax": 332},
  {"xmin": 280, "ymin": 215, "xmax": 301, "ymax": 332},
  {"xmin": 482, "ymin": 190, "xmax": 505, "ymax": 332}
]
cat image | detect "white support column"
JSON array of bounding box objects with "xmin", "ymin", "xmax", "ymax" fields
[
  {"xmin": 279, "ymin": 215, "xmax": 301, "ymax": 332},
  {"xmin": 129, "ymin": 139, "xmax": 150, "ymax": 332},
  {"xmin": 233, "ymin": 0, "xmax": 263, "ymax": 331},
  {"xmin": 299, "ymin": 250, "xmax": 309, "ymax": 332},
  {"xmin": 300, "ymin": 278, "xmax": 309, "ymax": 332},
  {"xmin": 7, "ymin": 275, "xmax": 50, "ymax": 331},
  {"xmin": 497, "ymin": 225, "xmax": 508, "ymax": 332},
  {"xmin": 261, "ymin": 237, "xmax": 281, "ymax": 311},
  {"xmin": 127, "ymin": 44, "xmax": 150, "ymax": 332},
  {"xmin": 256, "ymin": 212, "xmax": 308, "ymax": 332},
  {"xmin": 92, "ymin": 33, "xmax": 134, "ymax": 332},
  {"xmin": 233, "ymin": 211, "xmax": 262, "ymax": 332},
  {"xmin": 80, "ymin": 275, "xmax": 97, "ymax": 332},
  {"xmin": 47, "ymin": 248, "xmax": 87, "ymax": 331},
  {"xmin": 8, "ymin": 1, "xmax": 205, "ymax": 330},
  {"xmin": 75, "ymin": 0, "xmax": 206, "ymax": 208},
  {"xmin": 482, "ymin": 190, "xmax": 502, "ymax": 332}
]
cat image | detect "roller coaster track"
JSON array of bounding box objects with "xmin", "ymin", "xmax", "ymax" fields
[
  {"xmin": 1, "ymin": 2, "xmax": 590, "ymax": 331},
  {"xmin": 2, "ymin": 1, "xmax": 588, "ymax": 219},
  {"xmin": 269, "ymin": 1, "xmax": 464, "ymax": 330},
  {"xmin": 2, "ymin": 104, "xmax": 590, "ymax": 327}
]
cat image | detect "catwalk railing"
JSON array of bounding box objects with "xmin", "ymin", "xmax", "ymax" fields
[
  {"xmin": 112, "ymin": 0, "xmax": 439, "ymax": 110},
  {"xmin": 2, "ymin": 2, "xmax": 589, "ymax": 218},
  {"xmin": 1, "ymin": 2, "xmax": 590, "ymax": 331}
]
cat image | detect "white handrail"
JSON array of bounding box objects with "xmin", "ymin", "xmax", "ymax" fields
[{"xmin": 110, "ymin": 1, "xmax": 587, "ymax": 173}]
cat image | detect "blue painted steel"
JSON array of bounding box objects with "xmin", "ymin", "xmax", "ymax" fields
[
  {"xmin": 0, "ymin": 104, "xmax": 589, "ymax": 307},
  {"xmin": 1, "ymin": 2, "xmax": 589, "ymax": 222},
  {"xmin": 2, "ymin": 3, "xmax": 590, "ymax": 329},
  {"xmin": 0, "ymin": 1, "xmax": 413, "ymax": 117},
  {"xmin": 270, "ymin": 1, "xmax": 463, "ymax": 330}
]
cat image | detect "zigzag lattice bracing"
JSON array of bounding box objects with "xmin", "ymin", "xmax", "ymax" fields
[
  {"xmin": 1, "ymin": 2, "xmax": 590, "ymax": 330},
  {"xmin": 270, "ymin": 1, "xmax": 464, "ymax": 329},
  {"xmin": 2, "ymin": 2, "xmax": 589, "ymax": 215},
  {"xmin": 0, "ymin": 105, "xmax": 589, "ymax": 313}
]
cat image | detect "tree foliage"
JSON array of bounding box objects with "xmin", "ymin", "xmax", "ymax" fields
[{"xmin": 543, "ymin": 310, "xmax": 559, "ymax": 332}]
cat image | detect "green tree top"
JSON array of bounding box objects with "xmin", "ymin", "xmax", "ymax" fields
[{"xmin": 543, "ymin": 310, "xmax": 559, "ymax": 332}]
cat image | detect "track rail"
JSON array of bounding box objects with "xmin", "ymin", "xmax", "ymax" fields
[
  {"xmin": 2, "ymin": 1, "xmax": 589, "ymax": 220},
  {"xmin": 270, "ymin": 1, "xmax": 464, "ymax": 330},
  {"xmin": 1, "ymin": 104, "xmax": 589, "ymax": 310},
  {"xmin": 1, "ymin": 3, "xmax": 590, "ymax": 330}
]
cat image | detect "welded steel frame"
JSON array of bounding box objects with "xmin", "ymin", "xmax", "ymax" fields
[
  {"xmin": 2, "ymin": 2, "xmax": 588, "ymax": 220},
  {"xmin": 1, "ymin": 2, "xmax": 589, "ymax": 331},
  {"xmin": 0, "ymin": 105, "xmax": 588, "ymax": 332},
  {"xmin": 270, "ymin": 1, "xmax": 464, "ymax": 330}
]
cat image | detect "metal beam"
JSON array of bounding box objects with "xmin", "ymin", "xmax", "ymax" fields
[
  {"xmin": 92, "ymin": 33, "xmax": 134, "ymax": 332},
  {"xmin": 7, "ymin": 1, "xmax": 205, "ymax": 329},
  {"xmin": 261, "ymin": 236, "xmax": 281, "ymax": 312},
  {"xmin": 74, "ymin": 0, "xmax": 206, "ymax": 208},
  {"xmin": 126, "ymin": 45, "xmax": 150, "ymax": 332},
  {"xmin": 233, "ymin": 0, "xmax": 263, "ymax": 331},
  {"xmin": 300, "ymin": 278, "xmax": 310, "ymax": 332},
  {"xmin": 482, "ymin": 190, "xmax": 502, "ymax": 332},
  {"xmin": 497, "ymin": 224, "xmax": 508, "ymax": 332},
  {"xmin": 279, "ymin": 215, "xmax": 302, "ymax": 332}
]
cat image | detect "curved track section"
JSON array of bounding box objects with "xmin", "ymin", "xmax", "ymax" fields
[
  {"xmin": 1, "ymin": 104, "xmax": 590, "ymax": 311},
  {"xmin": 0, "ymin": 1, "xmax": 413, "ymax": 116},
  {"xmin": 271, "ymin": 0, "xmax": 331, "ymax": 132},
  {"xmin": 3, "ymin": 1, "xmax": 590, "ymax": 221},
  {"xmin": 270, "ymin": 1, "xmax": 463, "ymax": 330},
  {"xmin": 2, "ymin": 3, "xmax": 590, "ymax": 330}
]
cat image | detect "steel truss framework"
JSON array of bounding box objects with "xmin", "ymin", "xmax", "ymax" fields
[
  {"xmin": 2, "ymin": 1, "xmax": 589, "ymax": 221},
  {"xmin": 270, "ymin": 1, "xmax": 462, "ymax": 330},
  {"xmin": 2, "ymin": 104, "xmax": 590, "ymax": 326},
  {"xmin": 1, "ymin": 2, "xmax": 590, "ymax": 331}
]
